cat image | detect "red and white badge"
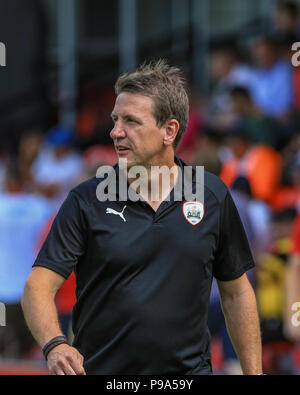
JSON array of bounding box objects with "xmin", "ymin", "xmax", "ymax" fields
[{"xmin": 182, "ymin": 201, "xmax": 205, "ymax": 226}]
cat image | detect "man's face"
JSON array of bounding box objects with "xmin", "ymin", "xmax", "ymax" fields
[
  {"xmin": 110, "ymin": 92, "xmax": 167, "ymax": 168},
  {"xmin": 252, "ymin": 39, "xmax": 275, "ymax": 69},
  {"xmin": 210, "ymin": 52, "xmax": 232, "ymax": 80},
  {"xmin": 274, "ymin": 9, "xmax": 296, "ymax": 31},
  {"xmin": 226, "ymin": 136, "xmax": 249, "ymax": 159},
  {"xmin": 231, "ymin": 93, "xmax": 252, "ymax": 116}
]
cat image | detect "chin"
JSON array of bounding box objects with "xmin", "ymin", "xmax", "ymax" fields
[{"xmin": 118, "ymin": 157, "xmax": 136, "ymax": 170}]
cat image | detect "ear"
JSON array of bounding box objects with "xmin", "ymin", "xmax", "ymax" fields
[{"xmin": 163, "ymin": 119, "xmax": 180, "ymax": 147}]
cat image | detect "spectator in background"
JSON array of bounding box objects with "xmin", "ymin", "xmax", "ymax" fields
[
  {"xmin": 191, "ymin": 128, "xmax": 223, "ymax": 175},
  {"xmin": 273, "ymin": 1, "xmax": 300, "ymax": 39},
  {"xmin": 230, "ymin": 86, "xmax": 279, "ymax": 148},
  {"xmin": 271, "ymin": 134, "xmax": 300, "ymax": 211},
  {"xmin": 220, "ymin": 129, "xmax": 283, "ymax": 203},
  {"xmin": 32, "ymin": 126, "xmax": 84, "ymax": 209},
  {"xmin": 231, "ymin": 176, "xmax": 271, "ymax": 259},
  {"xmin": 0, "ymin": 162, "xmax": 53, "ymax": 359},
  {"xmin": 18, "ymin": 130, "xmax": 43, "ymax": 191},
  {"xmin": 273, "ymin": 32, "xmax": 300, "ymax": 124},
  {"xmin": 284, "ymin": 210, "xmax": 300, "ymax": 343},
  {"xmin": 206, "ymin": 41, "xmax": 255, "ymax": 131},
  {"xmin": 0, "ymin": 148, "xmax": 9, "ymax": 193},
  {"xmin": 251, "ymin": 36, "xmax": 294, "ymax": 121},
  {"xmin": 256, "ymin": 208, "xmax": 298, "ymax": 374}
]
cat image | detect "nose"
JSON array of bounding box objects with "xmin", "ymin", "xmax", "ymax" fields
[{"xmin": 110, "ymin": 122, "xmax": 126, "ymax": 140}]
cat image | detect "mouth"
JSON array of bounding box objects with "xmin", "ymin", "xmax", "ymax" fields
[{"xmin": 116, "ymin": 146, "xmax": 131, "ymax": 155}]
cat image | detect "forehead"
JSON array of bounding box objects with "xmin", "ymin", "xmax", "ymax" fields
[{"xmin": 112, "ymin": 92, "xmax": 155, "ymax": 116}]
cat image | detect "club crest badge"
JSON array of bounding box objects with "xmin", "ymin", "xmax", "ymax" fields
[{"xmin": 182, "ymin": 201, "xmax": 204, "ymax": 226}]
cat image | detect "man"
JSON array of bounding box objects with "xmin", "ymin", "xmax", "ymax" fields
[
  {"xmin": 206, "ymin": 41, "xmax": 255, "ymax": 131},
  {"xmin": 22, "ymin": 60, "xmax": 262, "ymax": 375},
  {"xmin": 251, "ymin": 36, "xmax": 294, "ymax": 121},
  {"xmin": 229, "ymin": 86, "xmax": 278, "ymax": 148}
]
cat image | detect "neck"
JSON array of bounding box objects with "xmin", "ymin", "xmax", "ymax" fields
[
  {"xmin": 127, "ymin": 152, "xmax": 178, "ymax": 203},
  {"xmin": 242, "ymin": 103, "xmax": 260, "ymax": 117}
]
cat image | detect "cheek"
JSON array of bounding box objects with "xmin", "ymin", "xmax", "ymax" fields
[
  {"xmin": 132, "ymin": 125, "xmax": 164, "ymax": 153},
  {"xmin": 146, "ymin": 134, "xmax": 164, "ymax": 152},
  {"xmin": 150, "ymin": 126, "xmax": 165, "ymax": 143}
]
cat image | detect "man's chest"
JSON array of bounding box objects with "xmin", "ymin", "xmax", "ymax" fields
[{"xmin": 83, "ymin": 199, "xmax": 220, "ymax": 275}]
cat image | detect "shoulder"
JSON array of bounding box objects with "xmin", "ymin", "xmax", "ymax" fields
[
  {"xmin": 177, "ymin": 157, "xmax": 229, "ymax": 205},
  {"xmin": 70, "ymin": 177, "xmax": 100, "ymax": 206},
  {"xmin": 203, "ymin": 170, "xmax": 228, "ymax": 204},
  {"xmin": 70, "ymin": 166, "xmax": 117, "ymax": 207},
  {"xmin": 193, "ymin": 168, "xmax": 229, "ymax": 207}
]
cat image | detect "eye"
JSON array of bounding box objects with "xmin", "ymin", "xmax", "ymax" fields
[
  {"xmin": 111, "ymin": 114, "xmax": 117, "ymax": 123},
  {"xmin": 126, "ymin": 118, "xmax": 140, "ymax": 125}
]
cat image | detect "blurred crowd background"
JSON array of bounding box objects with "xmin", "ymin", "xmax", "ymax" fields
[{"xmin": 0, "ymin": 0, "xmax": 300, "ymax": 375}]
